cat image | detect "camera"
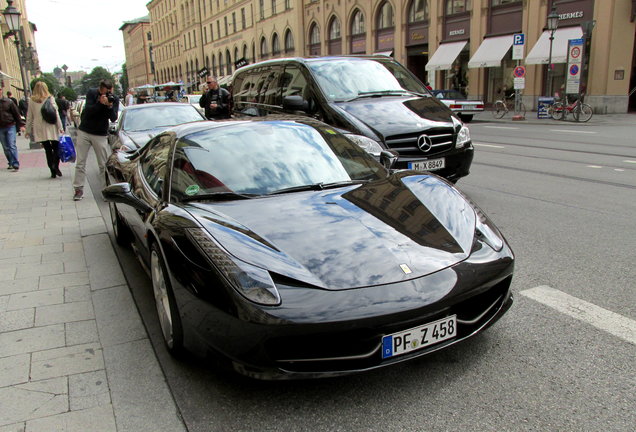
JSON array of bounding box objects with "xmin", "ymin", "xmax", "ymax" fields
[{"xmin": 106, "ymin": 92, "xmax": 115, "ymax": 103}]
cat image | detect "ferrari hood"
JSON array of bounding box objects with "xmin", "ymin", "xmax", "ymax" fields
[{"xmin": 188, "ymin": 173, "xmax": 476, "ymax": 290}]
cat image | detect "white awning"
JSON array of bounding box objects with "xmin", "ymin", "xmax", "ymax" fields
[
  {"xmin": 525, "ymin": 26, "xmax": 583, "ymax": 64},
  {"xmin": 425, "ymin": 41, "xmax": 467, "ymax": 71},
  {"xmin": 467, "ymin": 35, "xmax": 514, "ymax": 68}
]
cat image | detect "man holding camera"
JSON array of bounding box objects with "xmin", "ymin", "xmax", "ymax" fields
[
  {"xmin": 72, "ymin": 80, "xmax": 119, "ymax": 201},
  {"xmin": 199, "ymin": 76, "xmax": 230, "ymax": 120}
]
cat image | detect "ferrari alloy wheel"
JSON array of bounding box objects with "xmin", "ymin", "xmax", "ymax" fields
[
  {"xmin": 150, "ymin": 243, "xmax": 183, "ymax": 354},
  {"xmin": 109, "ymin": 202, "xmax": 131, "ymax": 247}
]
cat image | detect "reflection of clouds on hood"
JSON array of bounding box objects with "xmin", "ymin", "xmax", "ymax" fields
[
  {"xmin": 401, "ymin": 175, "xmax": 475, "ymax": 253},
  {"xmin": 200, "ymin": 178, "xmax": 470, "ymax": 290}
]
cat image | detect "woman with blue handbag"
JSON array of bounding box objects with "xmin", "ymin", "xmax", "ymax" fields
[{"xmin": 25, "ymin": 81, "xmax": 64, "ymax": 178}]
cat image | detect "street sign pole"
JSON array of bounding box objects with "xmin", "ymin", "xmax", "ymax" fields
[{"xmin": 512, "ymin": 33, "xmax": 525, "ymax": 119}]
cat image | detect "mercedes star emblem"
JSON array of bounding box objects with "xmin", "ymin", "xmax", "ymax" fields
[{"xmin": 417, "ymin": 134, "xmax": 432, "ymax": 153}]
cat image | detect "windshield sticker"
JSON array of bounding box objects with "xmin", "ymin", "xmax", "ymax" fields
[{"xmin": 185, "ymin": 185, "xmax": 200, "ymax": 196}]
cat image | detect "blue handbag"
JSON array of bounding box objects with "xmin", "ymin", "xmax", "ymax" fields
[{"xmin": 58, "ymin": 134, "xmax": 76, "ymax": 163}]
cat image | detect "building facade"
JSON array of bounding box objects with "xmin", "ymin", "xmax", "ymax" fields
[
  {"xmin": 0, "ymin": 0, "xmax": 38, "ymax": 99},
  {"xmin": 141, "ymin": 0, "xmax": 636, "ymax": 112},
  {"xmin": 120, "ymin": 16, "xmax": 155, "ymax": 88}
]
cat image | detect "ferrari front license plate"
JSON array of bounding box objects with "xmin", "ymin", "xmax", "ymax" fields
[
  {"xmin": 408, "ymin": 158, "xmax": 445, "ymax": 171},
  {"xmin": 382, "ymin": 315, "xmax": 457, "ymax": 359}
]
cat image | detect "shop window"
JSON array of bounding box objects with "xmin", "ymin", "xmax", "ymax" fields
[
  {"xmin": 310, "ymin": 24, "xmax": 320, "ymax": 45},
  {"xmin": 377, "ymin": 2, "xmax": 394, "ymax": 30},
  {"xmin": 446, "ymin": 0, "xmax": 471, "ymax": 15},
  {"xmin": 351, "ymin": 9, "xmax": 365, "ymax": 35},
  {"xmin": 272, "ymin": 33, "xmax": 281, "ymax": 56},
  {"xmin": 408, "ymin": 0, "xmax": 428, "ymax": 23},
  {"xmin": 491, "ymin": 0, "xmax": 520, "ymax": 6},
  {"xmin": 285, "ymin": 29, "xmax": 295, "ymax": 52},
  {"xmin": 329, "ymin": 17, "xmax": 341, "ymax": 40},
  {"xmin": 261, "ymin": 37, "xmax": 268, "ymax": 59}
]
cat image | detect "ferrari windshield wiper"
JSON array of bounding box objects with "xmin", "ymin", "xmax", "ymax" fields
[
  {"xmin": 180, "ymin": 192, "xmax": 258, "ymax": 202},
  {"xmin": 267, "ymin": 180, "xmax": 367, "ymax": 195}
]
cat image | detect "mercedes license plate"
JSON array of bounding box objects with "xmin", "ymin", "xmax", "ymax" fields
[
  {"xmin": 408, "ymin": 158, "xmax": 445, "ymax": 171},
  {"xmin": 382, "ymin": 315, "xmax": 457, "ymax": 359}
]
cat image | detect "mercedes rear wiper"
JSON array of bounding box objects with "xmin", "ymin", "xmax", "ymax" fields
[
  {"xmin": 180, "ymin": 192, "xmax": 258, "ymax": 202},
  {"xmin": 267, "ymin": 180, "xmax": 368, "ymax": 195}
]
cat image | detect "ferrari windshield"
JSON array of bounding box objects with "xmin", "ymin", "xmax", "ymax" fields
[
  {"xmin": 170, "ymin": 121, "xmax": 386, "ymax": 200},
  {"xmin": 123, "ymin": 105, "xmax": 204, "ymax": 131},
  {"xmin": 307, "ymin": 58, "xmax": 430, "ymax": 102}
]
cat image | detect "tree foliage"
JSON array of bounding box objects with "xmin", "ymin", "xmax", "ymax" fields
[
  {"xmin": 58, "ymin": 86, "xmax": 77, "ymax": 101},
  {"xmin": 30, "ymin": 73, "xmax": 60, "ymax": 96},
  {"xmin": 120, "ymin": 63, "xmax": 129, "ymax": 96},
  {"xmin": 78, "ymin": 67, "xmax": 115, "ymax": 95}
]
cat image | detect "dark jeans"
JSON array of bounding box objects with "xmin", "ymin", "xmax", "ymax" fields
[
  {"xmin": 0, "ymin": 125, "xmax": 19, "ymax": 168},
  {"xmin": 60, "ymin": 114, "xmax": 67, "ymax": 132},
  {"xmin": 41, "ymin": 140, "xmax": 60, "ymax": 175}
]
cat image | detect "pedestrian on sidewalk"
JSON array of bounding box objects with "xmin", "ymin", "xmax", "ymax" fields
[
  {"xmin": 125, "ymin": 88, "xmax": 135, "ymax": 106},
  {"xmin": 0, "ymin": 87, "xmax": 24, "ymax": 171},
  {"xmin": 72, "ymin": 79, "xmax": 119, "ymax": 201},
  {"xmin": 199, "ymin": 76, "xmax": 230, "ymax": 120},
  {"xmin": 56, "ymin": 93, "xmax": 70, "ymax": 132},
  {"xmin": 6, "ymin": 91, "xmax": 21, "ymax": 136},
  {"xmin": 25, "ymin": 81, "xmax": 64, "ymax": 178}
]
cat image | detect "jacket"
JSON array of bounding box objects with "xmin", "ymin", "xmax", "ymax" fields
[
  {"xmin": 26, "ymin": 96, "xmax": 63, "ymax": 142},
  {"xmin": 0, "ymin": 97, "xmax": 24, "ymax": 128},
  {"xmin": 199, "ymin": 87, "xmax": 230, "ymax": 119},
  {"xmin": 78, "ymin": 88, "xmax": 119, "ymax": 136}
]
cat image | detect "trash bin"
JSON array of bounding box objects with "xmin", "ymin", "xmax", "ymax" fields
[{"xmin": 537, "ymin": 97, "xmax": 555, "ymax": 119}]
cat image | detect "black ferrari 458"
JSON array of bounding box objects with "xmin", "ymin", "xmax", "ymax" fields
[{"xmin": 103, "ymin": 117, "xmax": 514, "ymax": 379}]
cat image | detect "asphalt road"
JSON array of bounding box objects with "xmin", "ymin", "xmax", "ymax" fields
[{"xmin": 87, "ymin": 118, "xmax": 636, "ymax": 432}]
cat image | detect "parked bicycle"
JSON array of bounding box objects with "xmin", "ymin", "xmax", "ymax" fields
[
  {"xmin": 492, "ymin": 92, "xmax": 526, "ymax": 119},
  {"xmin": 549, "ymin": 94, "xmax": 593, "ymax": 122}
]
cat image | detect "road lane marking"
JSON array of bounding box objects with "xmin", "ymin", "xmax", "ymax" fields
[
  {"xmin": 520, "ymin": 286, "xmax": 636, "ymax": 345},
  {"xmin": 474, "ymin": 143, "xmax": 505, "ymax": 148},
  {"xmin": 586, "ymin": 165, "xmax": 603, "ymax": 168},
  {"xmin": 614, "ymin": 169, "xmax": 625, "ymax": 172},
  {"xmin": 550, "ymin": 129, "xmax": 597, "ymax": 134},
  {"xmin": 484, "ymin": 126, "xmax": 519, "ymax": 130},
  {"xmin": 624, "ymin": 160, "xmax": 636, "ymax": 164}
]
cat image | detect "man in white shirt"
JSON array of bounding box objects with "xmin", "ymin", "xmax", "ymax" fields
[{"xmin": 125, "ymin": 88, "xmax": 135, "ymax": 106}]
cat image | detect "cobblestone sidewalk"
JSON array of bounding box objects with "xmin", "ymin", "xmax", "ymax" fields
[{"xmin": 0, "ymin": 136, "xmax": 185, "ymax": 432}]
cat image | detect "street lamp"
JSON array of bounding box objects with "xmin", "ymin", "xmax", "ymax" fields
[
  {"xmin": 2, "ymin": 0, "xmax": 29, "ymax": 98},
  {"xmin": 546, "ymin": 6, "xmax": 559, "ymax": 97}
]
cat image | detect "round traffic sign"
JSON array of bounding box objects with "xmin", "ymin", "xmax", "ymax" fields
[
  {"xmin": 569, "ymin": 64, "xmax": 579, "ymax": 76},
  {"xmin": 570, "ymin": 46, "xmax": 581, "ymax": 58},
  {"xmin": 513, "ymin": 66, "xmax": 526, "ymax": 78}
]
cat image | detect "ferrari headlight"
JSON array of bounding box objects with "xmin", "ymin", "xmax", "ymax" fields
[
  {"xmin": 456, "ymin": 125, "xmax": 471, "ymax": 149},
  {"xmin": 346, "ymin": 134, "xmax": 383, "ymax": 157},
  {"xmin": 473, "ymin": 207, "xmax": 504, "ymax": 252},
  {"xmin": 186, "ymin": 228, "xmax": 281, "ymax": 305}
]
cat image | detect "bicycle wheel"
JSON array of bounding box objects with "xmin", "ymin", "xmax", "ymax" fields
[
  {"xmin": 550, "ymin": 102, "xmax": 564, "ymax": 120},
  {"xmin": 493, "ymin": 101, "xmax": 506, "ymax": 119},
  {"xmin": 575, "ymin": 103, "xmax": 593, "ymax": 122}
]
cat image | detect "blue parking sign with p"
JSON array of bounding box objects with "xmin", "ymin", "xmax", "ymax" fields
[{"xmin": 513, "ymin": 34, "xmax": 525, "ymax": 45}]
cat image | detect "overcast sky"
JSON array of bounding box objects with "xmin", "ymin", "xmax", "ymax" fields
[{"xmin": 25, "ymin": 0, "xmax": 150, "ymax": 74}]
